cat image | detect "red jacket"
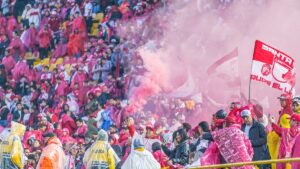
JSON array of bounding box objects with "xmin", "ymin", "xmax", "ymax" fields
[{"xmin": 2, "ymin": 55, "xmax": 16, "ymax": 73}]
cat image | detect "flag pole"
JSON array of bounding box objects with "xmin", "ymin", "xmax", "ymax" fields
[
  {"xmin": 248, "ymin": 41, "xmax": 256, "ymax": 102},
  {"xmin": 248, "ymin": 77, "xmax": 252, "ymax": 102}
]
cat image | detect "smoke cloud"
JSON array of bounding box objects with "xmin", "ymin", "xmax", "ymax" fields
[{"xmin": 121, "ymin": 0, "xmax": 300, "ymax": 122}]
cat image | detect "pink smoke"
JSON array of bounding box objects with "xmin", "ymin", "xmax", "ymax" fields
[{"xmin": 120, "ymin": 0, "xmax": 300, "ymax": 123}]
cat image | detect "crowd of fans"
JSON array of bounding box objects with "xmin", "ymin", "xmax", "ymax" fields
[{"xmin": 0, "ymin": 0, "xmax": 299, "ymax": 169}]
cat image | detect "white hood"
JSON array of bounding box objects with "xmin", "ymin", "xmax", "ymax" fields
[{"xmin": 121, "ymin": 149, "xmax": 160, "ymax": 169}]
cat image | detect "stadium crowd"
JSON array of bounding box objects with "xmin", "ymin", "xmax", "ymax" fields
[{"xmin": 0, "ymin": 0, "xmax": 300, "ymax": 169}]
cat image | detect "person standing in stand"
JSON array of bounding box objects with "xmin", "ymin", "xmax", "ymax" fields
[
  {"xmin": 267, "ymin": 94, "xmax": 293, "ymax": 169},
  {"xmin": 292, "ymin": 96, "xmax": 300, "ymax": 115},
  {"xmin": 27, "ymin": 3, "xmax": 41, "ymax": 29},
  {"xmin": 36, "ymin": 132, "xmax": 66, "ymax": 169},
  {"xmin": 241, "ymin": 110, "xmax": 270, "ymax": 169},
  {"xmin": 270, "ymin": 113, "xmax": 300, "ymax": 169},
  {"xmin": 83, "ymin": 129, "xmax": 117, "ymax": 169},
  {"xmin": 38, "ymin": 25, "xmax": 52, "ymax": 60},
  {"xmin": 0, "ymin": 121, "xmax": 26, "ymax": 169},
  {"xmin": 122, "ymin": 138, "xmax": 160, "ymax": 169}
]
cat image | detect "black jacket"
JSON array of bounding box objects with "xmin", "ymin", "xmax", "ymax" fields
[
  {"xmin": 0, "ymin": 106, "xmax": 9, "ymax": 120},
  {"xmin": 15, "ymin": 81, "xmax": 29, "ymax": 96},
  {"xmin": 12, "ymin": 110, "xmax": 24, "ymax": 122},
  {"xmin": 241, "ymin": 121, "xmax": 269, "ymax": 161},
  {"xmin": 162, "ymin": 140, "xmax": 189, "ymax": 166}
]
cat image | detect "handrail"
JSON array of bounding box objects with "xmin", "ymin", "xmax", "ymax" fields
[{"xmin": 188, "ymin": 158, "xmax": 300, "ymax": 169}]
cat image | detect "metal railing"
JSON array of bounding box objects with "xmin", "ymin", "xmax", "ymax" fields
[{"xmin": 188, "ymin": 158, "xmax": 300, "ymax": 169}]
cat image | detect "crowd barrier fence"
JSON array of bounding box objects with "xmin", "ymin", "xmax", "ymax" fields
[{"xmin": 188, "ymin": 158, "xmax": 300, "ymax": 169}]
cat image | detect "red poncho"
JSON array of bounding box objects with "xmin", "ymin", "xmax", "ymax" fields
[
  {"xmin": 11, "ymin": 60, "xmax": 30, "ymax": 81},
  {"xmin": 291, "ymin": 135, "xmax": 300, "ymax": 168},
  {"xmin": 2, "ymin": 55, "xmax": 16, "ymax": 74},
  {"xmin": 272, "ymin": 124, "xmax": 300, "ymax": 169},
  {"xmin": 70, "ymin": 71, "xmax": 87, "ymax": 89},
  {"xmin": 38, "ymin": 29, "xmax": 52, "ymax": 48},
  {"xmin": 52, "ymin": 42, "xmax": 67, "ymax": 58},
  {"xmin": 9, "ymin": 37, "xmax": 25, "ymax": 57},
  {"xmin": 60, "ymin": 114, "xmax": 77, "ymax": 136},
  {"xmin": 200, "ymin": 142, "xmax": 221, "ymax": 168},
  {"xmin": 72, "ymin": 16, "xmax": 87, "ymax": 38},
  {"xmin": 152, "ymin": 150, "xmax": 172, "ymax": 169},
  {"xmin": 55, "ymin": 80, "xmax": 69, "ymax": 97},
  {"xmin": 77, "ymin": 85, "xmax": 90, "ymax": 106},
  {"xmin": 67, "ymin": 33, "xmax": 84, "ymax": 56},
  {"xmin": 22, "ymin": 27, "xmax": 38, "ymax": 49},
  {"xmin": 211, "ymin": 126, "xmax": 254, "ymax": 169},
  {"xmin": 7, "ymin": 16, "xmax": 18, "ymax": 39},
  {"xmin": 0, "ymin": 16, "xmax": 7, "ymax": 27},
  {"xmin": 27, "ymin": 68, "xmax": 39, "ymax": 82}
]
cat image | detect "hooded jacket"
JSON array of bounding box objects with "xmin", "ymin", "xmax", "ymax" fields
[
  {"xmin": 36, "ymin": 137, "xmax": 66, "ymax": 169},
  {"xmin": 162, "ymin": 128, "xmax": 189, "ymax": 166},
  {"xmin": 0, "ymin": 121, "xmax": 26, "ymax": 169},
  {"xmin": 272, "ymin": 123, "xmax": 300, "ymax": 169},
  {"xmin": 83, "ymin": 141, "xmax": 116, "ymax": 169}
]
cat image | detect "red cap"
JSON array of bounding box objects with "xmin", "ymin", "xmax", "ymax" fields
[
  {"xmin": 288, "ymin": 114, "xmax": 300, "ymax": 122},
  {"xmin": 225, "ymin": 116, "xmax": 236, "ymax": 124}
]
